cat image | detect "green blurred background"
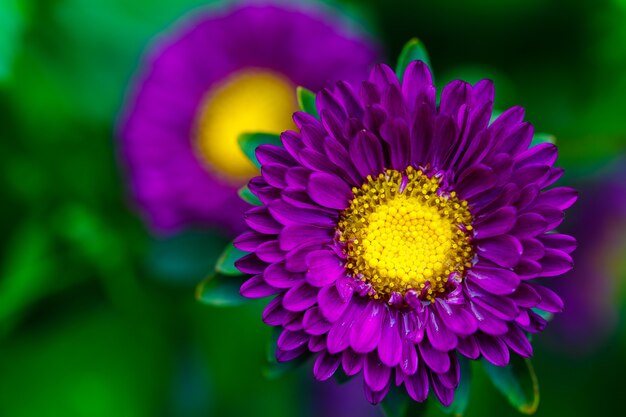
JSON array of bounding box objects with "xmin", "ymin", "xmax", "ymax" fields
[{"xmin": 1, "ymin": 0, "xmax": 625, "ymax": 416}]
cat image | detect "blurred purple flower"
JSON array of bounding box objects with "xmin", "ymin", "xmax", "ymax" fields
[
  {"xmin": 547, "ymin": 159, "xmax": 626, "ymax": 354},
  {"xmin": 235, "ymin": 61, "xmax": 577, "ymax": 405},
  {"xmin": 118, "ymin": 3, "xmax": 379, "ymax": 235},
  {"xmin": 310, "ymin": 378, "xmax": 382, "ymax": 417}
]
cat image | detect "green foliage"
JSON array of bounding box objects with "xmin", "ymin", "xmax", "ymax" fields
[
  {"xmin": 238, "ymin": 132, "xmax": 283, "ymax": 169},
  {"xmin": 238, "ymin": 185, "xmax": 262, "ymax": 206},
  {"xmin": 0, "ymin": 0, "xmax": 30, "ymax": 83},
  {"xmin": 148, "ymin": 230, "xmax": 229, "ymax": 285},
  {"xmin": 195, "ymin": 273, "xmax": 247, "ymax": 307},
  {"xmin": 395, "ymin": 38, "xmax": 431, "ymax": 80},
  {"xmin": 215, "ymin": 242, "xmax": 248, "ymax": 276},
  {"xmin": 530, "ymin": 133, "xmax": 556, "ymax": 147},
  {"xmin": 296, "ymin": 86, "xmax": 319, "ymax": 118},
  {"xmin": 380, "ymin": 384, "xmax": 428, "ymax": 417},
  {"xmin": 482, "ymin": 356, "xmax": 540, "ymax": 415}
]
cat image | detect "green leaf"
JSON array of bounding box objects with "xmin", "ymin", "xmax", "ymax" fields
[
  {"xmin": 531, "ymin": 307, "xmax": 554, "ymax": 322},
  {"xmin": 195, "ymin": 273, "xmax": 247, "ymax": 307},
  {"xmin": 215, "ymin": 242, "xmax": 248, "ymax": 276},
  {"xmin": 0, "ymin": 0, "xmax": 30, "ymax": 83},
  {"xmin": 238, "ymin": 132, "xmax": 282, "ymax": 168},
  {"xmin": 395, "ymin": 38, "xmax": 431, "ymax": 81},
  {"xmin": 489, "ymin": 110, "xmax": 502, "ymax": 125},
  {"xmin": 148, "ymin": 230, "xmax": 228, "ymax": 286},
  {"xmin": 381, "ymin": 384, "xmax": 428, "ymax": 417},
  {"xmin": 263, "ymin": 328, "xmax": 310, "ymax": 380},
  {"xmin": 482, "ymin": 355, "xmax": 540, "ymax": 415},
  {"xmin": 296, "ymin": 86, "xmax": 319, "ymax": 118},
  {"xmin": 530, "ymin": 133, "xmax": 556, "ymax": 147},
  {"xmin": 238, "ymin": 185, "xmax": 262, "ymax": 206},
  {"xmin": 441, "ymin": 356, "xmax": 471, "ymax": 416},
  {"xmin": 0, "ymin": 220, "xmax": 54, "ymax": 335}
]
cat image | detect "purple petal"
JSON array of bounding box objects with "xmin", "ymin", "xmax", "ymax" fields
[
  {"xmin": 268, "ymin": 200, "xmax": 336, "ymax": 227},
  {"xmin": 511, "ymin": 213, "xmax": 548, "ymax": 238},
  {"xmin": 400, "ymin": 338, "xmax": 419, "ymax": 375},
  {"xmin": 476, "ymin": 333, "xmax": 510, "ymax": 366},
  {"xmin": 284, "ymin": 167, "xmax": 310, "ymax": 190},
  {"xmin": 401, "ymin": 60, "xmax": 434, "ymax": 111},
  {"xmin": 307, "ymin": 172, "xmax": 353, "ymax": 210},
  {"xmin": 276, "ymin": 345, "xmax": 307, "ymax": 362},
  {"xmin": 313, "ymin": 351, "xmax": 341, "ymax": 381},
  {"xmin": 456, "ymin": 164, "xmax": 496, "ymax": 200},
  {"xmin": 342, "ymin": 348, "xmax": 364, "ymax": 376},
  {"xmin": 240, "ymin": 274, "xmax": 279, "ymax": 298},
  {"xmin": 426, "ymin": 309, "xmax": 458, "ymax": 351},
  {"xmin": 256, "ymin": 144, "xmax": 294, "ymax": 166},
  {"xmin": 350, "ymin": 301, "xmax": 384, "ymax": 353},
  {"xmin": 476, "ymin": 235, "xmax": 523, "ymax": 268},
  {"xmin": 302, "ymin": 306, "xmax": 332, "ymax": 335},
  {"xmin": 235, "ymin": 253, "xmax": 267, "ymax": 274},
  {"xmin": 380, "ymin": 118, "xmax": 411, "ymax": 170},
  {"xmin": 467, "ymin": 265, "xmax": 521, "ymax": 295},
  {"xmin": 244, "ymin": 207, "xmax": 282, "ymax": 234},
  {"xmin": 256, "ymin": 240, "xmax": 284, "ymax": 263},
  {"xmin": 233, "ymin": 231, "xmax": 266, "ymax": 252},
  {"xmin": 469, "ymin": 301, "xmax": 509, "ymax": 336},
  {"xmin": 539, "ymin": 233, "xmax": 576, "ymax": 253},
  {"xmin": 405, "ymin": 360, "xmax": 429, "ymax": 402},
  {"xmin": 457, "ymin": 336, "xmax": 480, "ymax": 359},
  {"xmin": 349, "ymin": 130, "xmax": 384, "ymax": 179},
  {"xmin": 418, "ymin": 337, "xmax": 450, "ymax": 374},
  {"xmin": 540, "ymin": 249, "xmax": 573, "ymax": 277},
  {"xmin": 502, "ymin": 324, "xmax": 533, "ymax": 357},
  {"xmin": 282, "ymin": 282, "xmax": 318, "ymax": 312},
  {"xmin": 469, "ymin": 284, "xmax": 520, "ymax": 320},
  {"xmin": 327, "ymin": 302, "xmax": 360, "ymax": 354},
  {"xmin": 436, "ymin": 354, "xmax": 460, "ymax": 389},
  {"xmin": 509, "ymin": 283, "xmax": 541, "ymax": 308},
  {"xmin": 364, "ymin": 351, "xmax": 392, "ymax": 392},
  {"xmin": 318, "ymin": 284, "xmax": 351, "ymax": 322},
  {"xmin": 429, "ymin": 370, "xmax": 455, "ymax": 407},
  {"xmin": 378, "ymin": 307, "xmax": 403, "ymax": 367},
  {"xmin": 305, "ymin": 250, "xmax": 345, "ymax": 287},
  {"xmin": 262, "ymin": 296, "xmax": 290, "ymax": 326},
  {"xmin": 263, "ymin": 262, "xmax": 302, "ymax": 289},
  {"xmin": 308, "ymin": 335, "xmax": 327, "ymax": 353},
  {"xmin": 277, "ymin": 329, "xmax": 309, "ymax": 351},
  {"xmin": 278, "ymin": 224, "xmax": 332, "ymax": 251},
  {"xmin": 533, "ymin": 283, "xmax": 564, "ymax": 313},
  {"xmin": 474, "ymin": 206, "xmax": 516, "ymax": 239},
  {"xmin": 261, "ymin": 163, "xmax": 288, "ymax": 188},
  {"xmin": 435, "ymin": 299, "xmax": 478, "ymax": 336}
]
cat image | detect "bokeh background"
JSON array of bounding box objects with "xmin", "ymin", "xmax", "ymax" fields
[{"xmin": 1, "ymin": 0, "xmax": 625, "ymax": 416}]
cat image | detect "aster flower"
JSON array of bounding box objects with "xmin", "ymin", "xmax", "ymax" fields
[
  {"xmin": 118, "ymin": 3, "xmax": 378, "ymax": 234},
  {"xmin": 229, "ymin": 48, "xmax": 577, "ymax": 408}
]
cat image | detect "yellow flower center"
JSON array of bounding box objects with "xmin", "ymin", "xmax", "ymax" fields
[
  {"xmin": 337, "ymin": 167, "xmax": 474, "ymax": 302},
  {"xmin": 194, "ymin": 69, "xmax": 298, "ymax": 182}
]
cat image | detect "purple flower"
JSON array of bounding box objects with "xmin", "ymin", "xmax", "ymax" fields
[
  {"xmin": 235, "ymin": 61, "xmax": 577, "ymax": 406},
  {"xmin": 118, "ymin": 4, "xmax": 379, "ymax": 235}
]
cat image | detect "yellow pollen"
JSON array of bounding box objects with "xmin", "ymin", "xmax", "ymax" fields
[
  {"xmin": 337, "ymin": 167, "xmax": 474, "ymax": 302},
  {"xmin": 194, "ymin": 69, "xmax": 298, "ymax": 182}
]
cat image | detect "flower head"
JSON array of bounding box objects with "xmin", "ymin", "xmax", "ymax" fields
[
  {"xmin": 118, "ymin": 4, "xmax": 379, "ymax": 234},
  {"xmin": 235, "ymin": 61, "xmax": 577, "ymax": 405}
]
